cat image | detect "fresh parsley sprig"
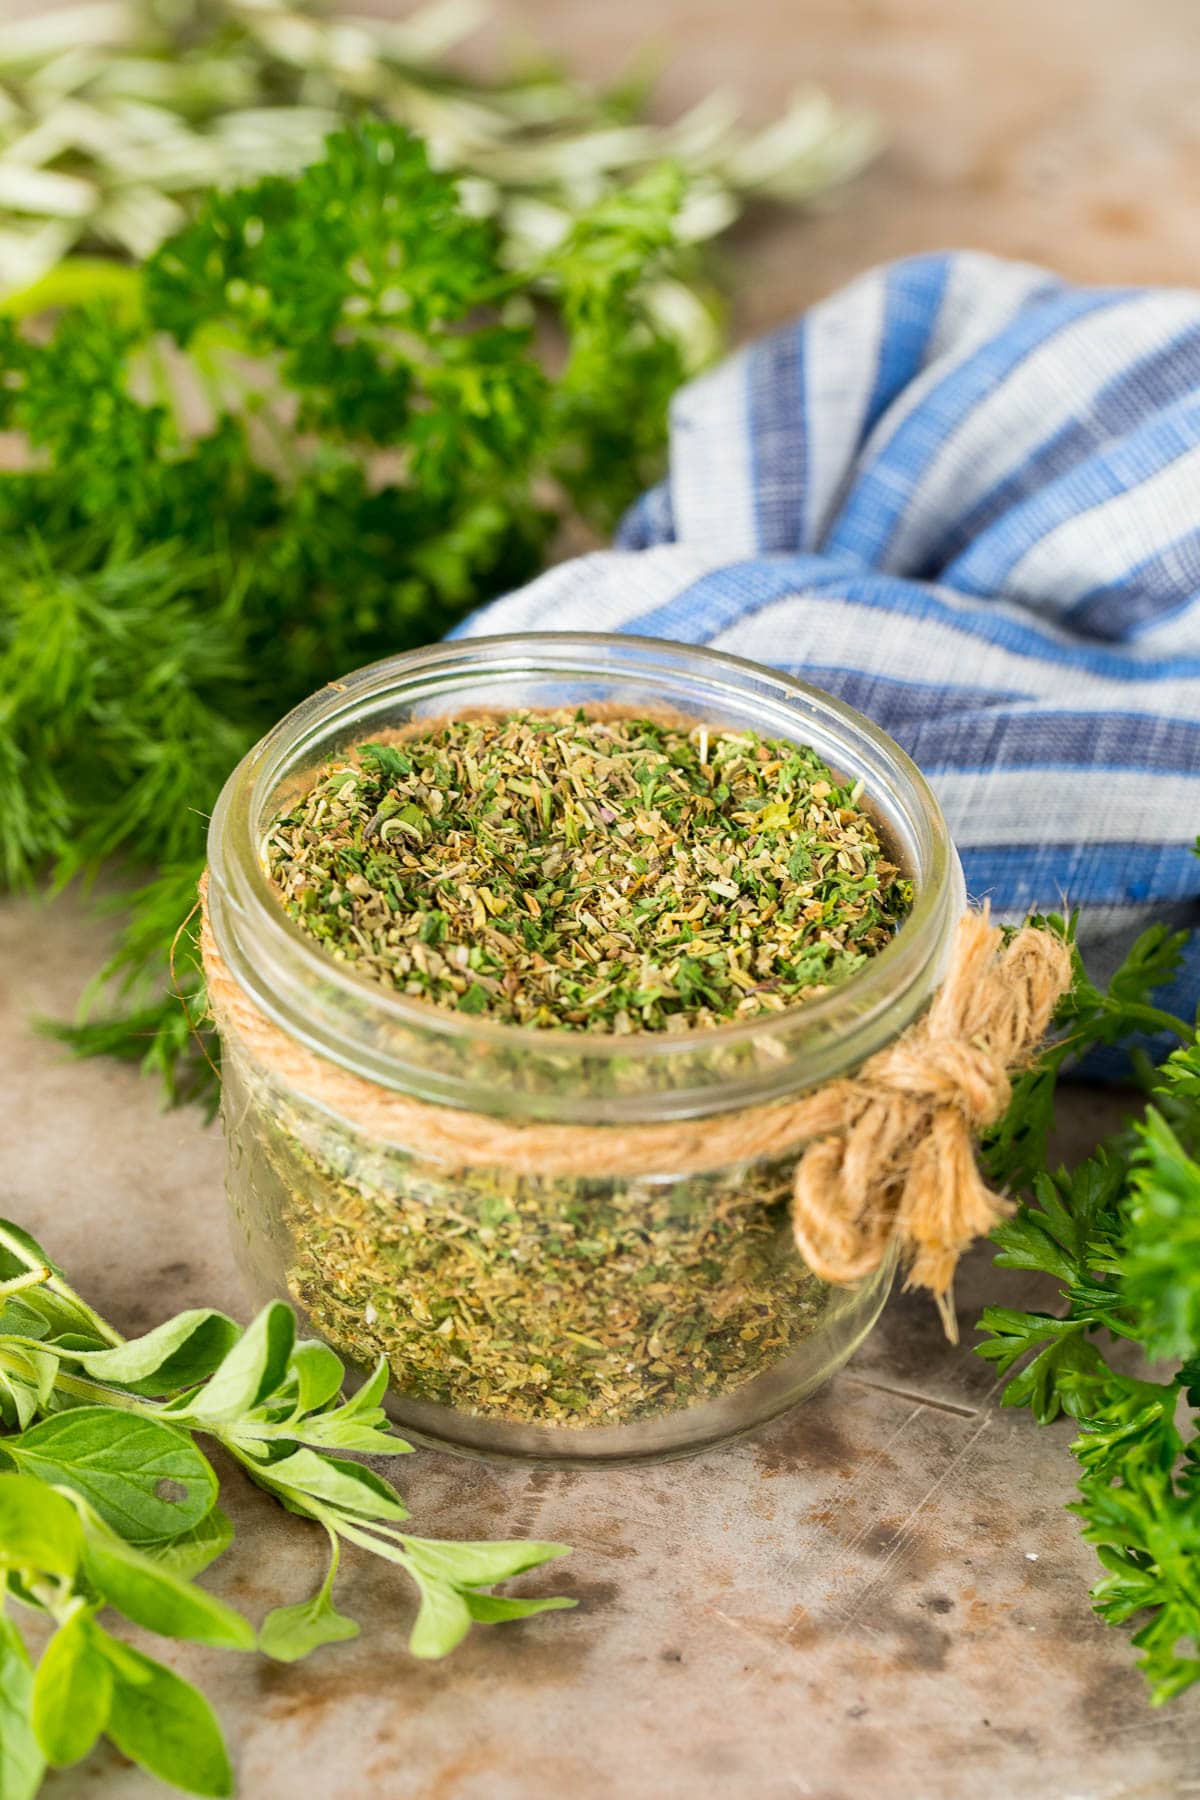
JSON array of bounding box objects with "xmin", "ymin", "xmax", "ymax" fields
[
  {"xmin": 982, "ymin": 910, "xmax": 1193, "ymax": 1195},
  {"xmin": 0, "ymin": 1220, "xmax": 573, "ymax": 1798},
  {"xmin": 977, "ymin": 911, "xmax": 1200, "ymax": 1705}
]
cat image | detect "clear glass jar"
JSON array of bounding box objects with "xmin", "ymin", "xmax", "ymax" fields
[{"xmin": 207, "ymin": 634, "xmax": 964, "ymax": 1464}]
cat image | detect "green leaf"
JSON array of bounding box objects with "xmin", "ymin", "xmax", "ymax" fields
[
  {"xmin": 145, "ymin": 1507, "xmax": 234, "ymax": 1580},
  {"xmin": 186, "ymin": 1303, "xmax": 295, "ymax": 1424},
  {"xmin": 259, "ymin": 1535, "xmax": 358, "ymax": 1663},
  {"xmin": 259, "ymin": 1588, "xmax": 359, "ymax": 1663},
  {"xmin": 1107, "ymin": 923, "xmax": 1190, "ymax": 1018},
  {"xmin": 290, "ymin": 1357, "xmax": 410, "ymax": 1454},
  {"xmin": 65, "ymin": 1310, "xmax": 241, "ymax": 1396},
  {"xmin": 0, "ymin": 1473, "xmax": 82, "ymax": 1577},
  {"xmin": 252, "ymin": 1448, "xmax": 408, "ymax": 1523},
  {"xmin": 1123, "ymin": 1109, "xmax": 1200, "ymax": 1362},
  {"xmin": 0, "ymin": 1613, "xmax": 44, "ymax": 1800},
  {"xmin": 98, "ymin": 1635, "xmax": 233, "ymax": 1799},
  {"xmin": 288, "ymin": 1341, "xmax": 345, "ymax": 1415},
  {"xmin": 5, "ymin": 1409, "xmax": 218, "ymax": 1544},
  {"xmin": 0, "ymin": 1376, "xmax": 37, "ymax": 1434},
  {"xmin": 0, "ymin": 1222, "xmax": 111, "ymax": 1343},
  {"xmin": 407, "ymin": 1574, "xmax": 473, "ymax": 1660},
  {"xmin": 358, "ymin": 743, "xmax": 412, "ymax": 784},
  {"xmin": 976, "ymin": 1309, "xmax": 1108, "ymax": 1424},
  {"xmin": 0, "ymin": 1300, "xmax": 49, "ymax": 1341},
  {"xmin": 990, "ymin": 1159, "xmax": 1124, "ymax": 1287},
  {"xmin": 463, "ymin": 1592, "xmax": 577, "ymax": 1624},
  {"xmin": 31, "ymin": 1612, "xmax": 112, "ymax": 1767},
  {"xmin": 5, "ymin": 1346, "xmax": 56, "ymax": 1411},
  {"xmin": 0, "ymin": 1223, "xmax": 54, "ymax": 1281},
  {"xmin": 81, "ymin": 1518, "xmax": 254, "ymax": 1650},
  {"xmin": 292, "ymin": 1414, "xmax": 404, "ymax": 1455},
  {"xmin": 346, "ymin": 1357, "xmax": 390, "ymax": 1415},
  {"xmin": 403, "ymin": 1538, "xmax": 571, "ymax": 1589}
]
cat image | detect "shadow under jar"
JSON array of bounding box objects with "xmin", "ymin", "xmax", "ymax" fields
[{"xmin": 206, "ymin": 634, "xmax": 965, "ymax": 1465}]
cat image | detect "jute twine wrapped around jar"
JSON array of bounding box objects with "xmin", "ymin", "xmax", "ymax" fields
[{"xmin": 200, "ymin": 879, "xmax": 1072, "ymax": 1341}]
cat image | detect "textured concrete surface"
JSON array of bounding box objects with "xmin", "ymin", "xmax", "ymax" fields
[{"xmin": 5, "ymin": 0, "xmax": 1200, "ymax": 1794}]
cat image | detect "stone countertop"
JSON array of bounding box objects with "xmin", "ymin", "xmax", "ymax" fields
[{"xmin": 4, "ymin": 1, "xmax": 1200, "ymax": 1795}]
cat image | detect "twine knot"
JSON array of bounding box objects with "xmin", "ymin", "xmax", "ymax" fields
[{"xmin": 791, "ymin": 907, "xmax": 1073, "ymax": 1341}]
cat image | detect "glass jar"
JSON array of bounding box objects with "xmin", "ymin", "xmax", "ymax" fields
[{"xmin": 206, "ymin": 633, "xmax": 964, "ymax": 1465}]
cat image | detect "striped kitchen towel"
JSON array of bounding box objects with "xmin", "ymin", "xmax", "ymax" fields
[{"xmin": 460, "ymin": 250, "xmax": 1200, "ymax": 1023}]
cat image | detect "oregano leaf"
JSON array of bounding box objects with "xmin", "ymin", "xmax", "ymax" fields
[
  {"xmin": 145, "ymin": 1507, "xmax": 234, "ymax": 1580},
  {"xmin": 65, "ymin": 1311, "xmax": 241, "ymax": 1397},
  {"xmin": 259, "ymin": 1535, "xmax": 358, "ymax": 1663},
  {"xmin": 251, "ymin": 1448, "xmax": 408, "ymax": 1524},
  {"xmin": 81, "ymin": 1518, "xmax": 254, "ymax": 1650},
  {"xmin": 0, "ymin": 1612, "xmax": 43, "ymax": 1800},
  {"xmin": 186, "ymin": 1303, "xmax": 295, "ymax": 1424},
  {"xmin": 288, "ymin": 1341, "xmax": 345, "ymax": 1415},
  {"xmin": 403, "ymin": 1538, "xmax": 571, "ymax": 1589},
  {"xmin": 407, "ymin": 1573, "xmax": 473, "ymax": 1660},
  {"xmin": 0, "ymin": 1474, "xmax": 82, "ymax": 1578},
  {"xmin": 5, "ymin": 1410, "xmax": 218, "ymax": 1543},
  {"xmin": 98, "ymin": 1634, "xmax": 234, "ymax": 1799},
  {"xmin": 31, "ymin": 1613, "xmax": 112, "ymax": 1768}
]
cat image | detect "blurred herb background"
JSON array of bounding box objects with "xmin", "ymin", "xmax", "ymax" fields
[
  {"xmin": 0, "ymin": 0, "xmax": 879, "ymax": 297},
  {"xmin": 0, "ymin": 0, "xmax": 878, "ymax": 1100}
]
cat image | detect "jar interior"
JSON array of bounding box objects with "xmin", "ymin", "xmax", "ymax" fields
[{"xmin": 210, "ymin": 635, "xmax": 962, "ymax": 1127}]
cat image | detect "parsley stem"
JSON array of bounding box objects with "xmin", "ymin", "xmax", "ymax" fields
[{"xmin": 1099, "ymin": 1002, "xmax": 1194, "ymax": 1043}]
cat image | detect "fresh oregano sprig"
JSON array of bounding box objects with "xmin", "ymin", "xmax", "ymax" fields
[
  {"xmin": 977, "ymin": 903, "xmax": 1200, "ymax": 1704},
  {"xmin": 0, "ymin": 1220, "xmax": 573, "ymax": 1798}
]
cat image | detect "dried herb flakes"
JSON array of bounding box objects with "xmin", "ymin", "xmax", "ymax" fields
[
  {"xmin": 266, "ymin": 710, "xmax": 911, "ymax": 1033},
  {"xmin": 251, "ymin": 1097, "xmax": 834, "ymax": 1430},
  {"xmin": 254, "ymin": 709, "xmax": 909, "ymax": 1435}
]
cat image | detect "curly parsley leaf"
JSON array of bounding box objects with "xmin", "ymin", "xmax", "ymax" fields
[
  {"xmin": 982, "ymin": 913, "xmax": 1192, "ymax": 1193},
  {"xmin": 977, "ymin": 905, "xmax": 1200, "ymax": 1705}
]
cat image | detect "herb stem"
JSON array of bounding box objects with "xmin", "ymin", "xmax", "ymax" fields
[
  {"xmin": 24, "ymin": 1575, "xmax": 88, "ymax": 1630},
  {"xmin": 0, "ymin": 1270, "xmax": 52, "ymax": 1301},
  {"xmin": 43, "ymin": 1370, "xmax": 154, "ymax": 1416},
  {"xmin": 1105, "ymin": 1002, "xmax": 1194, "ymax": 1043}
]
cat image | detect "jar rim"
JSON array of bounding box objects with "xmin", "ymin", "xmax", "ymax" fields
[{"xmin": 207, "ymin": 633, "xmax": 964, "ymax": 1122}]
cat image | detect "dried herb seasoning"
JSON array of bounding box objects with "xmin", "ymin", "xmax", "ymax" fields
[
  {"xmin": 246, "ymin": 1093, "xmax": 838, "ymax": 1429},
  {"xmin": 240, "ymin": 708, "xmax": 910, "ymax": 1433},
  {"xmin": 265, "ymin": 709, "xmax": 911, "ymax": 1033}
]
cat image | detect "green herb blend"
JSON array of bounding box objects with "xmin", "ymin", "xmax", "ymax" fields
[
  {"xmin": 253, "ymin": 709, "xmax": 911, "ymax": 1431},
  {"xmin": 265, "ymin": 709, "xmax": 910, "ymax": 1031}
]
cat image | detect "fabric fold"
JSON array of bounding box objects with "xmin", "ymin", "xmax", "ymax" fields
[{"xmin": 460, "ymin": 250, "xmax": 1200, "ymax": 1015}]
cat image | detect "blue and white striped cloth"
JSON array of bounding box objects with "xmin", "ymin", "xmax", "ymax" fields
[{"xmin": 462, "ymin": 251, "xmax": 1200, "ymax": 1023}]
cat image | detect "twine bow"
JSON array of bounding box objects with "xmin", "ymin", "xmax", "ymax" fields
[{"xmin": 791, "ymin": 908, "xmax": 1073, "ymax": 1340}]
